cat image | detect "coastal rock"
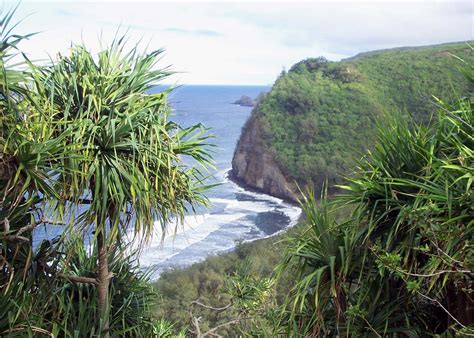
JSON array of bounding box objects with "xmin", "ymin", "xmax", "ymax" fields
[
  {"xmin": 231, "ymin": 113, "xmax": 300, "ymax": 203},
  {"xmin": 233, "ymin": 95, "xmax": 256, "ymax": 107}
]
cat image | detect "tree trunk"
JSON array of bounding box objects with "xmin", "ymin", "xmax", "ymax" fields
[
  {"xmin": 97, "ymin": 230, "xmax": 110, "ymax": 338},
  {"xmin": 458, "ymin": 288, "xmax": 474, "ymax": 326},
  {"xmin": 335, "ymin": 283, "xmax": 347, "ymax": 337}
]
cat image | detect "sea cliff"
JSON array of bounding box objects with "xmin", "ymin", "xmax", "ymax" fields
[
  {"xmin": 231, "ymin": 42, "xmax": 473, "ymax": 201},
  {"xmin": 231, "ymin": 113, "xmax": 299, "ymax": 202}
]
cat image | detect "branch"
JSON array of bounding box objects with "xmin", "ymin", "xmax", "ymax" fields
[
  {"xmin": 189, "ymin": 299, "xmax": 254, "ymax": 337},
  {"xmin": 3, "ymin": 235, "xmax": 29, "ymax": 242},
  {"xmin": 403, "ymin": 269, "xmax": 473, "ymax": 278},
  {"xmin": 0, "ymin": 218, "xmax": 9, "ymax": 232},
  {"xmin": 6, "ymin": 325, "xmax": 54, "ymax": 337},
  {"xmin": 202, "ymin": 315, "xmax": 252, "ymax": 337},
  {"xmin": 191, "ymin": 300, "xmax": 232, "ymax": 312},
  {"xmin": 430, "ymin": 240, "xmax": 466, "ymax": 266},
  {"xmin": 359, "ymin": 315, "xmax": 381, "ymax": 338},
  {"xmin": 58, "ymin": 273, "xmax": 98, "ymax": 285},
  {"xmin": 370, "ymin": 245, "xmax": 473, "ymax": 278},
  {"xmin": 41, "ymin": 218, "xmax": 67, "ymax": 226},
  {"xmin": 16, "ymin": 219, "xmax": 41, "ymax": 237},
  {"xmin": 416, "ymin": 290, "xmax": 474, "ymax": 334},
  {"xmin": 189, "ymin": 300, "xmax": 234, "ymax": 337},
  {"xmin": 2, "ymin": 217, "xmax": 67, "ymax": 243},
  {"xmin": 189, "ymin": 310, "xmax": 202, "ymax": 338}
]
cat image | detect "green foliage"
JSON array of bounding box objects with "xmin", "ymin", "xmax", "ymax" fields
[
  {"xmin": 153, "ymin": 319, "xmax": 186, "ymax": 337},
  {"xmin": 0, "ymin": 6, "xmax": 62, "ymax": 336},
  {"xmin": 27, "ymin": 26, "xmax": 213, "ymax": 337},
  {"xmin": 153, "ymin": 228, "xmax": 301, "ymax": 336},
  {"xmin": 32, "ymin": 40, "xmax": 213, "ymax": 241},
  {"xmin": 187, "ymin": 259, "xmax": 276, "ymax": 336},
  {"xmin": 278, "ymin": 82, "xmax": 474, "ymax": 336},
  {"xmin": 1, "ymin": 6, "xmax": 213, "ymax": 337},
  {"xmin": 222, "ymin": 258, "xmax": 274, "ymax": 315},
  {"xmin": 25, "ymin": 239, "xmax": 163, "ymax": 337},
  {"xmin": 255, "ymin": 42, "xmax": 474, "ymax": 193},
  {"xmin": 30, "ymin": 40, "xmax": 214, "ymax": 333}
]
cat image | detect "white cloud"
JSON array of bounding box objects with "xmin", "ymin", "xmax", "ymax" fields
[{"xmin": 6, "ymin": 1, "xmax": 474, "ymax": 84}]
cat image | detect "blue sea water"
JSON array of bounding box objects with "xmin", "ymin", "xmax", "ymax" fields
[{"xmin": 35, "ymin": 85, "xmax": 301, "ymax": 280}]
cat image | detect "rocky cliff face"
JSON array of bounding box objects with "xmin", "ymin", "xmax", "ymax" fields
[{"xmin": 231, "ymin": 114, "xmax": 300, "ymax": 203}]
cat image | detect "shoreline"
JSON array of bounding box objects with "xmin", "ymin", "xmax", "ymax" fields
[
  {"xmin": 152, "ymin": 172, "xmax": 303, "ymax": 280},
  {"xmin": 226, "ymin": 168, "xmax": 301, "ymax": 207},
  {"xmin": 154, "ymin": 218, "xmax": 301, "ymax": 282}
]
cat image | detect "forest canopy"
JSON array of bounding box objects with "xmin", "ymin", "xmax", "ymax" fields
[{"xmin": 255, "ymin": 42, "xmax": 474, "ymax": 192}]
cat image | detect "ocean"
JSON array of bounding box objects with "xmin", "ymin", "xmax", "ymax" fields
[{"xmin": 34, "ymin": 85, "xmax": 301, "ymax": 280}]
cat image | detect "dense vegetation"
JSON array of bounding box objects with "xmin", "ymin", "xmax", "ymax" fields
[
  {"xmin": 0, "ymin": 8, "xmax": 212, "ymax": 337},
  {"xmin": 277, "ymin": 77, "xmax": 473, "ymax": 335},
  {"xmin": 1, "ymin": 5, "xmax": 472, "ymax": 337},
  {"xmin": 153, "ymin": 228, "xmax": 298, "ymax": 336},
  {"xmin": 157, "ymin": 70, "xmax": 473, "ymax": 335},
  {"xmin": 253, "ymin": 43, "xmax": 473, "ymax": 192}
]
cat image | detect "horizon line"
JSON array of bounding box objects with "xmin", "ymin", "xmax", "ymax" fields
[{"xmin": 159, "ymin": 83, "xmax": 272, "ymax": 87}]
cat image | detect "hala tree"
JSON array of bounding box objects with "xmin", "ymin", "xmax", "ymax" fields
[
  {"xmin": 1, "ymin": 6, "xmax": 213, "ymax": 335},
  {"xmin": 0, "ymin": 6, "xmax": 77, "ymax": 335},
  {"xmin": 1, "ymin": 6, "xmax": 48, "ymax": 334},
  {"xmin": 30, "ymin": 41, "xmax": 214, "ymax": 336}
]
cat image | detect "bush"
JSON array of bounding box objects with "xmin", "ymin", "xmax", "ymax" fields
[{"xmin": 277, "ymin": 87, "xmax": 474, "ymax": 336}]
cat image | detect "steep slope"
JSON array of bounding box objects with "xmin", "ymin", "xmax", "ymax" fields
[
  {"xmin": 232, "ymin": 42, "xmax": 474, "ymax": 202},
  {"xmin": 232, "ymin": 113, "xmax": 299, "ymax": 201}
]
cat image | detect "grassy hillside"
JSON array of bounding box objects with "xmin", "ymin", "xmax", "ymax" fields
[{"xmin": 253, "ymin": 42, "xmax": 473, "ymax": 192}]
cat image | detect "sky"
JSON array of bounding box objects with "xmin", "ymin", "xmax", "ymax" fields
[{"xmin": 5, "ymin": 0, "xmax": 474, "ymax": 85}]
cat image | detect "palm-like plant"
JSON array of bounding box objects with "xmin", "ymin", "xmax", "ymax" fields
[
  {"xmin": 1, "ymin": 6, "xmax": 214, "ymax": 334},
  {"xmin": 276, "ymin": 193, "xmax": 361, "ymax": 336},
  {"xmin": 340, "ymin": 94, "xmax": 473, "ymax": 334},
  {"xmin": 37, "ymin": 237, "xmax": 165, "ymax": 337},
  {"xmin": 0, "ymin": 6, "xmax": 73, "ymax": 336},
  {"xmin": 30, "ymin": 40, "xmax": 214, "ymax": 336},
  {"xmin": 278, "ymin": 54, "xmax": 473, "ymax": 335}
]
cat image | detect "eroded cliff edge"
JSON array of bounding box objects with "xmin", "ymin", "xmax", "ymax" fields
[
  {"xmin": 231, "ymin": 112, "xmax": 299, "ymax": 203},
  {"xmin": 231, "ymin": 42, "xmax": 473, "ymax": 204}
]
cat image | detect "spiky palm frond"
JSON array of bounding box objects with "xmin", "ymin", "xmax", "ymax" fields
[
  {"xmin": 276, "ymin": 192, "xmax": 360, "ymax": 336},
  {"xmin": 1, "ymin": 6, "xmax": 214, "ymax": 336},
  {"xmin": 32, "ymin": 41, "xmax": 214, "ymax": 242},
  {"xmin": 36, "ymin": 238, "xmax": 160, "ymax": 338},
  {"xmin": 279, "ymin": 56, "xmax": 473, "ymax": 335}
]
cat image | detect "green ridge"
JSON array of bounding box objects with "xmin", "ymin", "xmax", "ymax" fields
[{"xmin": 254, "ymin": 42, "xmax": 473, "ymax": 192}]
